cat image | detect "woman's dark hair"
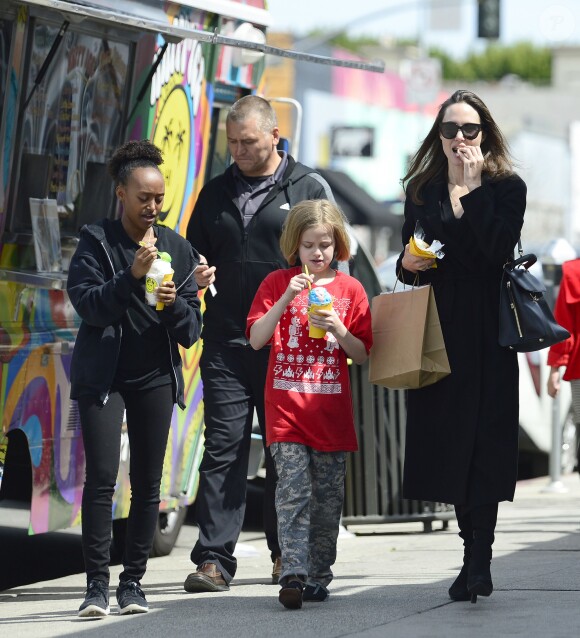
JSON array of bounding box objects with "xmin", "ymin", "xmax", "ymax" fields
[
  {"xmin": 107, "ymin": 139, "xmax": 163, "ymax": 185},
  {"xmin": 401, "ymin": 89, "xmax": 514, "ymax": 204}
]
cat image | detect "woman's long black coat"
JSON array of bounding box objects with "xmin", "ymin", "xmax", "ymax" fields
[{"xmin": 396, "ymin": 174, "xmax": 527, "ymax": 506}]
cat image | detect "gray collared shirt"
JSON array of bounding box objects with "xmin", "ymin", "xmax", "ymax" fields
[{"xmin": 232, "ymin": 152, "xmax": 289, "ymax": 227}]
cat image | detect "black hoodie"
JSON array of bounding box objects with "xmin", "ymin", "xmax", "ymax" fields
[
  {"xmin": 67, "ymin": 220, "xmax": 202, "ymax": 407},
  {"xmin": 186, "ymin": 155, "xmax": 333, "ymax": 345}
]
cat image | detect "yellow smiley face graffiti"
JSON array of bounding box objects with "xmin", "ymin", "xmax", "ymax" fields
[{"xmin": 152, "ymin": 85, "xmax": 191, "ymax": 229}]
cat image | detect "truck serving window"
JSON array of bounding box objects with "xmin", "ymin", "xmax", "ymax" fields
[{"xmin": 10, "ymin": 18, "xmax": 131, "ymax": 236}]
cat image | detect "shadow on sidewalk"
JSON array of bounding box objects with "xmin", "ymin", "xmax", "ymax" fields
[{"xmin": 2, "ymin": 523, "xmax": 578, "ymax": 637}]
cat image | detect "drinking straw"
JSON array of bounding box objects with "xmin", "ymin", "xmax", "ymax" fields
[{"xmin": 303, "ymin": 264, "xmax": 312, "ymax": 290}]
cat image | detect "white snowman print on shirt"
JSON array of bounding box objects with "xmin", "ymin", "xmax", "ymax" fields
[
  {"xmin": 325, "ymin": 332, "xmax": 339, "ymax": 353},
  {"xmin": 287, "ymin": 316, "xmax": 301, "ymax": 349}
]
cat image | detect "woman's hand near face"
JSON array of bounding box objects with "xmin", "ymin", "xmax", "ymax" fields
[
  {"xmin": 401, "ymin": 244, "xmax": 436, "ymax": 273},
  {"xmin": 456, "ymin": 143, "xmax": 484, "ymax": 190},
  {"xmin": 131, "ymin": 245, "xmax": 158, "ymax": 279}
]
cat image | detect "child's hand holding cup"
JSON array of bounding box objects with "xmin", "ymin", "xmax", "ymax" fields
[{"xmin": 308, "ymin": 286, "xmax": 333, "ymax": 338}]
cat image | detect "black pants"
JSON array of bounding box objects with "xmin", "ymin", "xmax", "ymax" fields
[
  {"xmin": 191, "ymin": 342, "xmax": 280, "ymax": 582},
  {"xmin": 78, "ymin": 385, "xmax": 174, "ymax": 585}
]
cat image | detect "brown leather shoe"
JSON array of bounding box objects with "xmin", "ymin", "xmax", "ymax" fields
[
  {"xmin": 279, "ymin": 578, "xmax": 303, "ymax": 609},
  {"xmin": 271, "ymin": 556, "xmax": 282, "ymax": 585},
  {"xmin": 184, "ymin": 563, "xmax": 229, "ymax": 592}
]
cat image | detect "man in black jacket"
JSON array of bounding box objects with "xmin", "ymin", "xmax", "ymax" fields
[{"xmin": 184, "ymin": 95, "xmax": 334, "ymax": 592}]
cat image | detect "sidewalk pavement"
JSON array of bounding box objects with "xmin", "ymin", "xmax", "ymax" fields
[{"xmin": 1, "ymin": 474, "xmax": 579, "ymax": 638}]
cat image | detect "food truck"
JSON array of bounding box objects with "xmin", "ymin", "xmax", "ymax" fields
[{"xmin": 0, "ymin": 0, "xmax": 382, "ymax": 554}]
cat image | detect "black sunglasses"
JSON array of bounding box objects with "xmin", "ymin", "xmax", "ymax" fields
[{"xmin": 439, "ymin": 122, "xmax": 482, "ymax": 140}]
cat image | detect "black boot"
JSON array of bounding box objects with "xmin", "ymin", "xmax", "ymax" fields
[
  {"xmin": 448, "ymin": 556, "xmax": 470, "ymax": 601},
  {"xmin": 448, "ymin": 505, "xmax": 472, "ymax": 602},
  {"xmin": 467, "ymin": 503, "xmax": 498, "ymax": 604}
]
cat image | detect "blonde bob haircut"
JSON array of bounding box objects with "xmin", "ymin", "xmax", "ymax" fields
[{"xmin": 280, "ymin": 199, "xmax": 351, "ymax": 265}]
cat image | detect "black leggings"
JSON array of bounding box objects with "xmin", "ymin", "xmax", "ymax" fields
[{"xmin": 78, "ymin": 385, "xmax": 174, "ymax": 585}]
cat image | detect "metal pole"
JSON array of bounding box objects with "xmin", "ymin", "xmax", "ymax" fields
[
  {"xmin": 542, "ymin": 369, "xmax": 568, "ymax": 493},
  {"xmin": 541, "ymin": 259, "xmax": 569, "ymax": 494},
  {"xmin": 267, "ymin": 97, "xmax": 303, "ymax": 158}
]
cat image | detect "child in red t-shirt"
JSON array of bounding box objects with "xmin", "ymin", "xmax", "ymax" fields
[
  {"xmin": 247, "ymin": 199, "xmax": 372, "ymax": 610},
  {"xmin": 547, "ymin": 258, "xmax": 580, "ymax": 476}
]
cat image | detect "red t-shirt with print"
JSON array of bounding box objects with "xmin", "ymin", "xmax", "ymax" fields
[{"xmin": 247, "ymin": 267, "xmax": 372, "ymax": 452}]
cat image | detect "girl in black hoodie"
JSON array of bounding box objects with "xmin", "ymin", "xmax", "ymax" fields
[{"xmin": 67, "ymin": 140, "xmax": 201, "ymax": 617}]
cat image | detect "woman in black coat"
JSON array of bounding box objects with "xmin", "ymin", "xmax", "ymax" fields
[
  {"xmin": 67, "ymin": 140, "xmax": 202, "ymax": 616},
  {"xmin": 396, "ymin": 90, "xmax": 526, "ymax": 603}
]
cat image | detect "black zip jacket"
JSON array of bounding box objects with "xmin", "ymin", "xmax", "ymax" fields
[
  {"xmin": 186, "ymin": 155, "xmax": 333, "ymax": 345},
  {"xmin": 67, "ymin": 220, "xmax": 202, "ymax": 408}
]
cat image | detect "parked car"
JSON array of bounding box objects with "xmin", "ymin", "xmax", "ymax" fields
[{"xmin": 377, "ymin": 253, "xmax": 400, "ymax": 292}]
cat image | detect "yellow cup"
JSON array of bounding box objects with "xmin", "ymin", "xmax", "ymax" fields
[
  {"xmin": 308, "ymin": 301, "xmax": 333, "ymax": 338},
  {"xmin": 155, "ymin": 271, "xmax": 174, "ymax": 310},
  {"xmin": 409, "ymin": 236, "xmax": 438, "ymax": 268}
]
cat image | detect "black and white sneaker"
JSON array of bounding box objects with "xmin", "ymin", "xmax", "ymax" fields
[
  {"xmin": 116, "ymin": 580, "xmax": 149, "ymax": 614},
  {"xmin": 303, "ymin": 583, "xmax": 329, "ymax": 602},
  {"xmin": 78, "ymin": 580, "xmax": 110, "ymax": 617}
]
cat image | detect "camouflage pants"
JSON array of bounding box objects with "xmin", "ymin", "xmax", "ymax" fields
[{"xmin": 270, "ymin": 442, "xmax": 346, "ymax": 587}]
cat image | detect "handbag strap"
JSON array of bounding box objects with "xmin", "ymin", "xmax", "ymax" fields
[
  {"xmin": 505, "ymin": 237, "xmax": 536, "ymax": 271},
  {"xmin": 508, "ymin": 237, "xmax": 524, "ymax": 262},
  {"xmin": 509, "ymin": 253, "xmax": 537, "ymax": 270},
  {"xmin": 394, "ymin": 269, "xmax": 420, "ymax": 291}
]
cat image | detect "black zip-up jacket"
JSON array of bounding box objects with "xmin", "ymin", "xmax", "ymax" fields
[
  {"xmin": 67, "ymin": 220, "xmax": 202, "ymax": 407},
  {"xmin": 186, "ymin": 155, "xmax": 333, "ymax": 345}
]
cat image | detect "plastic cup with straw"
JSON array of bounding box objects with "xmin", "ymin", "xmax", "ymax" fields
[
  {"xmin": 143, "ymin": 250, "xmax": 174, "ymax": 310},
  {"xmin": 304, "ymin": 265, "xmax": 333, "ymax": 338},
  {"xmin": 303, "ymin": 264, "xmax": 312, "ymax": 291}
]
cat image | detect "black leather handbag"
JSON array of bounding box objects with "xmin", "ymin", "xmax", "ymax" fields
[{"xmin": 498, "ymin": 246, "xmax": 570, "ymax": 352}]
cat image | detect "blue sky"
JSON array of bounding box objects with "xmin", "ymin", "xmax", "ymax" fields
[{"xmin": 267, "ymin": 0, "xmax": 580, "ymax": 58}]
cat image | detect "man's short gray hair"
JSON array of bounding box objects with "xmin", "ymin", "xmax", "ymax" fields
[{"xmin": 227, "ymin": 95, "xmax": 277, "ymax": 133}]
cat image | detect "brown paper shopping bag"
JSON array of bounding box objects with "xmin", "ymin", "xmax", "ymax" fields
[{"xmin": 368, "ymin": 284, "xmax": 450, "ymax": 389}]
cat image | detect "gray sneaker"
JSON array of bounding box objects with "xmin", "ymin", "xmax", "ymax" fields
[
  {"xmin": 78, "ymin": 580, "xmax": 110, "ymax": 617},
  {"xmin": 116, "ymin": 580, "xmax": 149, "ymax": 614}
]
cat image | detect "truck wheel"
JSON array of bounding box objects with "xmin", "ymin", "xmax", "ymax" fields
[
  {"xmin": 150, "ymin": 507, "xmax": 188, "ymax": 557},
  {"xmin": 111, "ymin": 507, "xmax": 187, "ymax": 560}
]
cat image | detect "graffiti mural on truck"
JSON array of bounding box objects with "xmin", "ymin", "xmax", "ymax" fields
[
  {"xmin": 0, "ymin": 13, "xmax": 213, "ymax": 533},
  {"xmin": 1, "ymin": 0, "xmax": 268, "ymax": 536},
  {"xmin": 0, "ymin": 282, "xmax": 80, "ymax": 532}
]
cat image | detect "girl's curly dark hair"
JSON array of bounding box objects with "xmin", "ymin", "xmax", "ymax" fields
[{"xmin": 107, "ymin": 139, "xmax": 163, "ymax": 185}]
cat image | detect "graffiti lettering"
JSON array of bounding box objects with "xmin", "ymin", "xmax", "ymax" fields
[{"xmin": 150, "ymin": 20, "xmax": 205, "ymax": 118}]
